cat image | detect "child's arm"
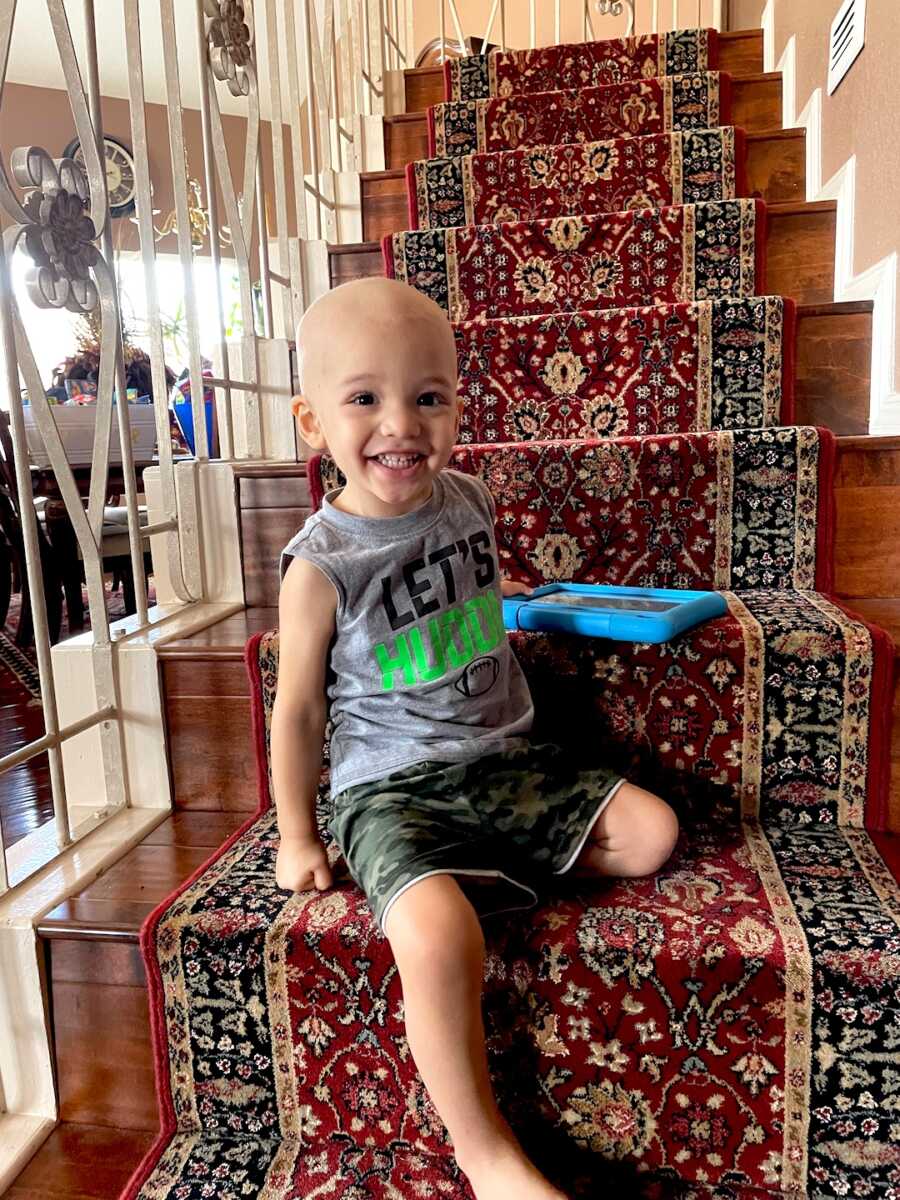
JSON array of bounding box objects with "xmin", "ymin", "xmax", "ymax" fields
[{"xmin": 271, "ymin": 556, "xmax": 338, "ymax": 893}]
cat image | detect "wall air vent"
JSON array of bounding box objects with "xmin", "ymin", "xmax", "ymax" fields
[{"xmin": 827, "ymin": 0, "xmax": 867, "ymax": 96}]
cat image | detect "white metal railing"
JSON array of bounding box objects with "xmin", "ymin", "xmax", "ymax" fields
[
  {"xmin": 433, "ymin": 0, "xmax": 726, "ymax": 56},
  {"xmin": 0, "ymin": 0, "xmax": 410, "ymax": 895}
]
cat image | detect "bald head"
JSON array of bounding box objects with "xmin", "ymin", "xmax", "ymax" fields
[{"xmin": 295, "ymin": 277, "xmax": 457, "ymax": 402}]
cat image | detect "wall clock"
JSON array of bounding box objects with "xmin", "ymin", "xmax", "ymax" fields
[{"xmin": 62, "ymin": 133, "xmax": 137, "ymax": 219}]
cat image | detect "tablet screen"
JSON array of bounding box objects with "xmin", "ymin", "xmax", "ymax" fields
[{"xmin": 531, "ymin": 593, "xmax": 679, "ymax": 612}]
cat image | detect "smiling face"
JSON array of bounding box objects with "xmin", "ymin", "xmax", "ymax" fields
[{"xmin": 293, "ymin": 278, "xmax": 460, "ymax": 518}]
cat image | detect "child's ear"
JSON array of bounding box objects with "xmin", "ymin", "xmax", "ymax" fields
[{"xmin": 292, "ymin": 393, "xmax": 327, "ymax": 450}]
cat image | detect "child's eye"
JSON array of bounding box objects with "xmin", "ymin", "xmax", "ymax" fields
[
  {"xmin": 418, "ymin": 392, "xmax": 443, "ymax": 407},
  {"xmin": 351, "ymin": 393, "xmax": 376, "ymax": 406}
]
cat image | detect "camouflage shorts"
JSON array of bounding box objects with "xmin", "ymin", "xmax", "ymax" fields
[{"xmin": 328, "ymin": 741, "xmax": 624, "ymax": 935}]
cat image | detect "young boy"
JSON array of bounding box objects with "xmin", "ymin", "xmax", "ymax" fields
[{"xmin": 272, "ymin": 277, "xmax": 679, "ymax": 1200}]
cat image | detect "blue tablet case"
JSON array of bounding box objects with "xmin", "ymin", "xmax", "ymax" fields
[{"xmin": 502, "ymin": 584, "xmax": 727, "ymax": 643}]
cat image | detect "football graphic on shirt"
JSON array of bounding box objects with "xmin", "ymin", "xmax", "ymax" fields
[{"xmin": 456, "ymin": 655, "xmax": 500, "ymax": 697}]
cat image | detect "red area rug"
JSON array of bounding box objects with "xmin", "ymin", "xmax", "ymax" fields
[
  {"xmin": 385, "ymin": 199, "xmax": 764, "ymax": 321},
  {"xmin": 445, "ymin": 28, "xmax": 717, "ymax": 101},
  {"xmin": 453, "ymin": 296, "xmax": 795, "ymax": 442},
  {"xmin": 409, "ymin": 127, "xmax": 745, "ymax": 230},
  {"xmin": 429, "ymin": 72, "xmax": 730, "ymax": 157}
]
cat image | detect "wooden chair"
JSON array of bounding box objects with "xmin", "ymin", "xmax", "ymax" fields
[{"xmin": 0, "ymin": 410, "xmax": 64, "ymax": 647}]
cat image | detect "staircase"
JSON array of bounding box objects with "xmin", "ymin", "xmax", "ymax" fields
[{"xmin": 8, "ymin": 24, "xmax": 900, "ymax": 1200}]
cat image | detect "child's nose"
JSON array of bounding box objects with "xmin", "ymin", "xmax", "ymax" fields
[{"xmin": 380, "ymin": 400, "xmax": 422, "ymax": 440}]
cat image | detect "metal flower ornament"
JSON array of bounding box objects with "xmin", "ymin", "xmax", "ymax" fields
[
  {"xmin": 205, "ymin": 0, "xmax": 256, "ymax": 98},
  {"xmin": 10, "ymin": 147, "xmax": 100, "ymax": 314},
  {"xmin": 595, "ymin": 0, "xmax": 636, "ymax": 34}
]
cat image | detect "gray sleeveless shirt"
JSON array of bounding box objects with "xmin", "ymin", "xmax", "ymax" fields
[{"xmin": 280, "ymin": 469, "xmax": 534, "ymax": 797}]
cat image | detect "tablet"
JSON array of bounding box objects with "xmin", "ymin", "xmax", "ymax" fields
[{"xmin": 502, "ymin": 583, "xmax": 727, "ymax": 643}]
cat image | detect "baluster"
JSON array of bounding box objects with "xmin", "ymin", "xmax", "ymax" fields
[
  {"xmin": 194, "ymin": 0, "xmax": 234, "ymax": 457},
  {"xmin": 0, "ymin": 233, "xmax": 71, "ymax": 859},
  {"xmin": 482, "ymin": 0, "xmax": 499, "ymax": 48},
  {"xmin": 265, "ymin": 0, "xmax": 297, "ymax": 333},
  {"xmin": 123, "ymin": 0, "xmax": 200, "ymax": 600}
]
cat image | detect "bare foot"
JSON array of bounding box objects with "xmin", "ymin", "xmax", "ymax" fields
[{"xmin": 456, "ymin": 1137, "xmax": 568, "ymax": 1200}]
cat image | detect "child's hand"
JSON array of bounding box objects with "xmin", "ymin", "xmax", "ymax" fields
[
  {"xmin": 276, "ymin": 834, "xmax": 333, "ymax": 893},
  {"xmin": 501, "ymin": 578, "xmax": 534, "ymax": 597}
]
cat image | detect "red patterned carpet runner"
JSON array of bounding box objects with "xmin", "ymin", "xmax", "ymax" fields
[
  {"xmin": 124, "ymin": 491, "xmax": 898, "ymax": 1197},
  {"xmin": 386, "ymin": 199, "xmax": 764, "ymax": 321},
  {"xmin": 429, "ymin": 71, "xmax": 729, "ymax": 157},
  {"xmin": 310, "ymin": 428, "xmax": 835, "ymax": 596},
  {"xmin": 453, "ymin": 297, "xmax": 794, "ymax": 441},
  {"xmin": 409, "ymin": 127, "xmax": 743, "ymax": 230},
  {"xmin": 125, "ymin": 23, "xmax": 900, "ymax": 1200},
  {"xmin": 445, "ymin": 28, "xmax": 717, "ymax": 101}
]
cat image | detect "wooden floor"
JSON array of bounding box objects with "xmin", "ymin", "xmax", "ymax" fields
[
  {"xmin": 0, "ymin": 646, "xmax": 50, "ymax": 848},
  {"xmin": 39, "ymin": 807, "xmax": 250, "ymax": 938}
]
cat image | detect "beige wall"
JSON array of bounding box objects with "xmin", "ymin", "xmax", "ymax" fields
[
  {"xmin": 734, "ymin": 0, "xmax": 900, "ymax": 419},
  {"xmin": 0, "ymin": 82, "xmax": 299, "ymax": 259}
]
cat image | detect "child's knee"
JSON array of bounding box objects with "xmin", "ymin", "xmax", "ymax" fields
[
  {"xmin": 384, "ymin": 873, "xmax": 484, "ymax": 971},
  {"xmin": 618, "ymin": 793, "xmax": 679, "ymax": 877}
]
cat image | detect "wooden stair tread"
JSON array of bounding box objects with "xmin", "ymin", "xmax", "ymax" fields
[
  {"xmin": 37, "ymin": 811, "xmax": 250, "ymax": 940},
  {"xmin": 1, "ymin": 1123, "xmax": 154, "ymax": 1200},
  {"xmin": 843, "ymin": 597, "xmax": 900, "ymax": 644},
  {"xmin": 157, "ymin": 606, "xmax": 277, "ymax": 658},
  {"xmin": 796, "ymin": 299, "xmax": 872, "ymax": 317}
]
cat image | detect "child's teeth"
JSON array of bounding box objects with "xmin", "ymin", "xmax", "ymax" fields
[{"xmin": 378, "ymin": 453, "xmax": 419, "ymax": 467}]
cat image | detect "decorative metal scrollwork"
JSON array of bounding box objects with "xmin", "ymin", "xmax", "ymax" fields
[
  {"xmin": 9, "ymin": 146, "xmax": 100, "ymax": 314},
  {"xmin": 595, "ymin": 0, "xmax": 636, "ymax": 36},
  {"xmin": 205, "ymin": 0, "xmax": 255, "ymax": 98}
]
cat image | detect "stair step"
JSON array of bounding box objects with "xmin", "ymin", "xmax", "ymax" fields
[
  {"xmin": 0, "ymin": 1123, "xmax": 154, "ymax": 1200},
  {"xmin": 150, "ymin": 437, "xmax": 900, "ymax": 824},
  {"xmin": 403, "ymin": 29, "xmax": 765, "ymax": 113},
  {"xmin": 332, "ymin": 199, "xmax": 837, "ymax": 305},
  {"xmin": 28, "ymin": 589, "xmax": 900, "ymax": 1167},
  {"xmin": 362, "ymin": 127, "xmax": 806, "ymax": 241},
  {"xmin": 385, "ymin": 71, "xmax": 783, "ymax": 169},
  {"xmin": 159, "ymin": 607, "xmax": 280, "ymax": 812},
  {"xmin": 794, "ymin": 300, "xmax": 873, "ymax": 433},
  {"xmin": 36, "ymin": 811, "xmax": 250, "ymax": 1136}
]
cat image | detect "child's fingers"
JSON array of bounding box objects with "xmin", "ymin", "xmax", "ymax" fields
[{"xmin": 501, "ymin": 579, "xmax": 534, "ymax": 597}]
